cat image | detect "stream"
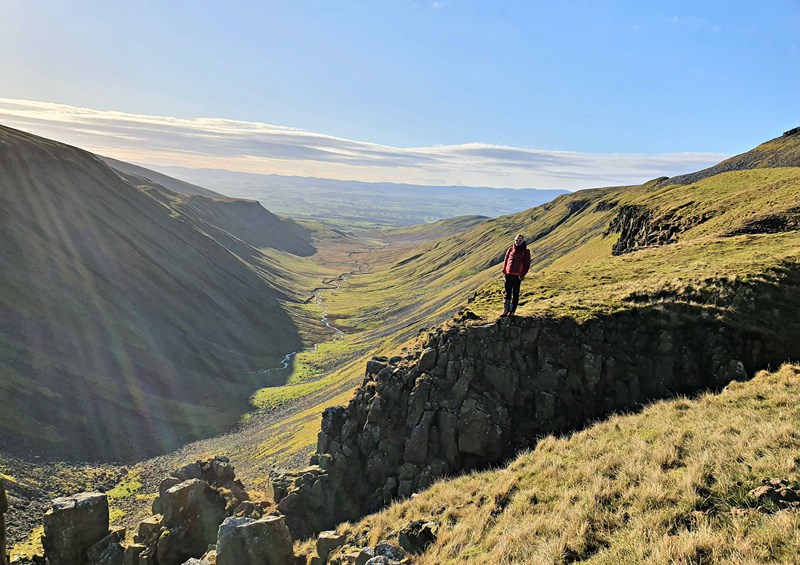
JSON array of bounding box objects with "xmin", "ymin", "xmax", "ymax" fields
[{"xmin": 255, "ymin": 274, "xmax": 348, "ymax": 376}]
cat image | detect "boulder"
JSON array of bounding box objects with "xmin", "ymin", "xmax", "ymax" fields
[
  {"xmin": 122, "ymin": 543, "xmax": 146, "ymax": 565},
  {"xmin": 86, "ymin": 528, "xmax": 125, "ymax": 564},
  {"xmin": 155, "ymin": 479, "xmax": 228, "ymax": 565},
  {"xmin": 154, "ymin": 457, "xmax": 246, "ymax": 515},
  {"xmin": 398, "ymin": 520, "xmax": 438, "ymax": 554},
  {"xmin": 134, "ymin": 515, "xmax": 163, "ymax": 546},
  {"xmin": 215, "ymin": 515, "xmax": 294, "ymax": 565},
  {"xmin": 42, "ymin": 492, "xmax": 109, "ymax": 565},
  {"xmin": 266, "ymin": 466, "xmax": 345, "ymax": 538},
  {"xmin": 316, "ymin": 530, "xmax": 346, "ymax": 562}
]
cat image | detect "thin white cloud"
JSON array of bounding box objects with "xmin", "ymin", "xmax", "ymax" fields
[
  {"xmin": 0, "ymin": 98, "xmax": 726, "ymax": 189},
  {"xmin": 670, "ymin": 16, "xmax": 721, "ymax": 33}
]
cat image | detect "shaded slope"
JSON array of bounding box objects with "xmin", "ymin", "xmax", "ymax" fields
[
  {"xmin": 0, "ymin": 125, "xmax": 305, "ymax": 460},
  {"xmin": 104, "ymin": 156, "xmax": 316, "ymax": 256}
]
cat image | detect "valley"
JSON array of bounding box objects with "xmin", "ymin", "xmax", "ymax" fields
[{"xmin": 2, "ymin": 126, "xmax": 800, "ymax": 563}]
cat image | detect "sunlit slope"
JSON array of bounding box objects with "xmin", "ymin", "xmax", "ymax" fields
[
  {"xmin": 325, "ymin": 162, "xmax": 800, "ymax": 345},
  {"xmin": 470, "ymin": 167, "xmax": 800, "ymax": 325},
  {"xmin": 0, "ymin": 125, "xmax": 308, "ymax": 460},
  {"xmin": 317, "ymin": 364, "xmax": 800, "ymax": 564}
]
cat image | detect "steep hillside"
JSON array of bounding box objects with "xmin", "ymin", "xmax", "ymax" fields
[
  {"xmin": 0, "ymin": 125, "xmax": 312, "ymax": 460},
  {"xmin": 6, "ymin": 129, "xmax": 800, "ymax": 562},
  {"xmin": 104, "ymin": 157, "xmax": 316, "ymax": 256}
]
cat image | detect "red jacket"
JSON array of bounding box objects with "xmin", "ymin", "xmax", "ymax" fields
[{"xmin": 502, "ymin": 243, "xmax": 531, "ymax": 276}]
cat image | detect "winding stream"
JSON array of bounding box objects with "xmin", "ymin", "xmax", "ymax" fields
[{"xmin": 256, "ymin": 274, "xmax": 348, "ymax": 375}]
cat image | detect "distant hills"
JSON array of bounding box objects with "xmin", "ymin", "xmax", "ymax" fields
[
  {"xmin": 150, "ymin": 165, "xmax": 569, "ymax": 228},
  {"xmin": 0, "ymin": 125, "xmax": 311, "ymax": 460}
]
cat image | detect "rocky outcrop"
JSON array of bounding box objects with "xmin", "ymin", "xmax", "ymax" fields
[
  {"xmin": 128, "ymin": 456, "xmax": 250, "ymax": 565},
  {"xmin": 1, "ymin": 480, "xmax": 7, "ymax": 565},
  {"xmin": 216, "ymin": 515, "xmax": 294, "ymax": 565},
  {"xmin": 42, "ymin": 492, "xmax": 110, "ymax": 565},
  {"xmin": 29, "ymin": 457, "xmax": 286, "ymax": 565},
  {"xmin": 272, "ymin": 296, "xmax": 799, "ymax": 535},
  {"xmin": 153, "ymin": 478, "xmax": 228, "ymax": 564},
  {"xmin": 325, "ymin": 541, "xmax": 409, "ymax": 565},
  {"xmin": 606, "ymin": 204, "xmax": 712, "ymax": 255}
]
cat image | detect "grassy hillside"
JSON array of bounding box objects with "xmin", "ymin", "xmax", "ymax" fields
[
  {"xmin": 314, "ymin": 363, "xmax": 800, "ymax": 564},
  {"xmin": 0, "ymin": 124, "xmax": 323, "ymax": 460}
]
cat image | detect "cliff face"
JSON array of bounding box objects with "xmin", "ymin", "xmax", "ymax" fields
[{"xmin": 272, "ymin": 275, "xmax": 800, "ymax": 533}]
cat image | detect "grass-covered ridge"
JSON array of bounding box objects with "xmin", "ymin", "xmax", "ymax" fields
[
  {"xmin": 316, "ymin": 364, "xmax": 800, "ymax": 564},
  {"xmin": 464, "ymin": 167, "xmax": 800, "ymax": 324}
]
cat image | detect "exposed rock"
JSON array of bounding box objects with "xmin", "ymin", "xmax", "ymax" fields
[
  {"xmin": 726, "ymin": 206, "xmax": 800, "ymax": 236},
  {"xmin": 316, "ymin": 530, "xmax": 346, "ymax": 562},
  {"xmin": 154, "ymin": 457, "xmax": 247, "ymax": 516},
  {"xmin": 350, "ymin": 543, "xmax": 407, "ymax": 565},
  {"xmin": 606, "ymin": 204, "xmax": 712, "ymax": 255},
  {"xmin": 155, "ymin": 478, "xmax": 228, "ymax": 565},
  {"xmin": 86, "ymin": 527, "xmax": 125, "ymax": 564},
  {"xmin": 133, "ymin": 515, "xmax": 163, "ymax": 547},
  {"xmin": 216, "ymin": 515, "xmax": 293, "ymax": 565},
  {"xmin": 122, "ymin": 543, "xmax": 145, "ymax": 565},
  {"xmin": 42, "ymin": 492, "xmax": 109, "ymax": 565},
  {"xmin": 283, "ymin": 299, "xmax": 799, "ymax": 536},
  {"xmin": 398, "ymin": 521, "xmax": 438, "ymax": 555},
  {"xmin": 267, "ymin": 466, "xmax": 357, "ymax": 538}
]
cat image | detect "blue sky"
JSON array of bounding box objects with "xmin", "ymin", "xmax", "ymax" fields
[{"xmin": 0, "ymin": 1, "xmax": 797, "ymax": 189}]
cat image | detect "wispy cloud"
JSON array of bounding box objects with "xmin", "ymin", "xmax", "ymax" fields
[
  {"xmin": 0, "ymin": 98, "xmax": 726, "ymax": 189},
  {"xmin": 670, "ymin": 16, "xmax": 721, "ymax": 33}
]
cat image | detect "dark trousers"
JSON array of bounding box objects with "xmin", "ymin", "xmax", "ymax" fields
[{"xmin": 504, "ymin": 274, "xmax": 522, "ymax": 312}]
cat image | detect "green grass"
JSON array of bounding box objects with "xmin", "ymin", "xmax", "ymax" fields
[
  {"xmin": 106, "ymin": 470, "xmax": 142, "ymax": 501},
  {"xmin": 10, "ymin": 526, "xmax": 44, "ymax": 561}
]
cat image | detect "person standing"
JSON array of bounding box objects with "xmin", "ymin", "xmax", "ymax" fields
[{"xmin": 501, "ymin": 234, "xmax": 531, "ymax": 317}]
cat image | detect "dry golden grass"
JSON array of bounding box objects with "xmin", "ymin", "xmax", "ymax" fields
[{"xmin": 313, "ymin": 364, "xmax": 800, "ymax": 564}]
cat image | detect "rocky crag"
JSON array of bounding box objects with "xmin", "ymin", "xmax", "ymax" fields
[{"xmin": 270, "ymin": 267, "xmax": 800, "ymax": 536}]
